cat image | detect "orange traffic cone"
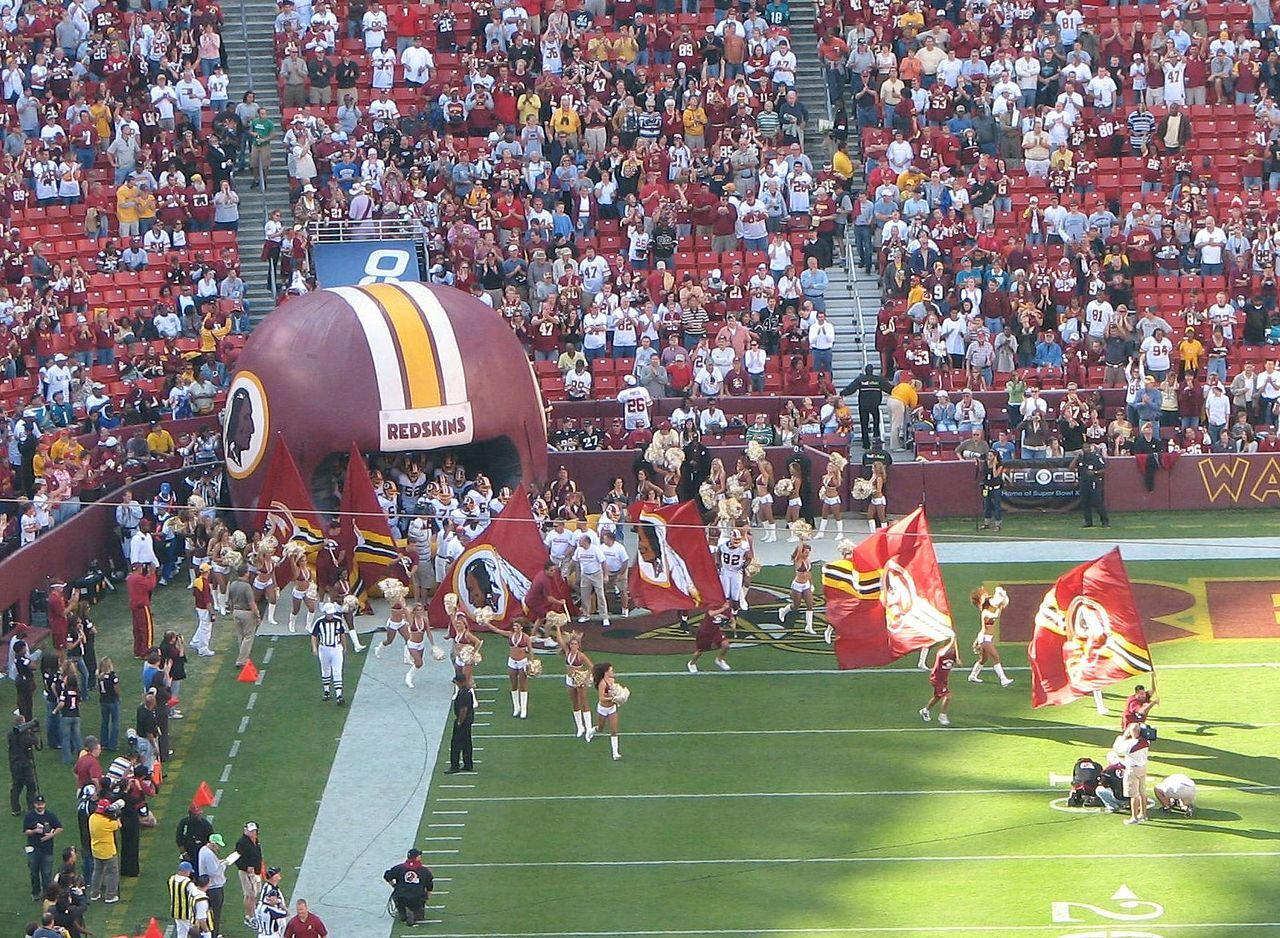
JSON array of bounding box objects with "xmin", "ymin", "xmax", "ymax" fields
[
  {"xmin": 237, "ymin": 660, "xmax": 260, "ymax": 683},
  {"xmin": 142, "ymin": 918, "xmax": 164, "ymax": 938},
  {"xmin": 192, "ymin": 781, "xmax": 216, "ymax": 809}
]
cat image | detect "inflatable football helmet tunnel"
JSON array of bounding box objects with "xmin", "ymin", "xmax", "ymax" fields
[{"xmin": 223, "ymin": 281, "xmax": 548, "ymax": 511}]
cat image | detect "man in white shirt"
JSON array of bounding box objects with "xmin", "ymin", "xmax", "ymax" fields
[
  {"xmin": 399, "ymin": 36, "xmax": 434, "ymax": 87},
  {"xmin": 563, "ymin": 360, "xmax": 593, "ymax": 400},
  {"xmin": 1194, "ymin": 218, "xmax": 1228, "ymax": 275},
  {"xmin": 694, "ymin": 361, "xmax": 725, "ymax": 397},
  {"xmin": 1140, "ymin": 328, "xmax": 1173, "ymax": 380},
  {"xmin": 939, "ymin": 310, "xmax": 968, "ymax": 368},
  {"xmin": 1084, "ymin": 297, "xmax": 1114, "ymax": 342},
  {"xmin": 808, "ymin": 311, "xmax": 836, "ymax": 373},
  {"xmin": 580, "ymin": 308, "xmax": 609, "ymax": 362},
  {"xmin": 175, "ymin": 70, "xmax": 208, "ymax": 131},
  {"xmin": 1205, "ymin": 292, "xmax": 1237, "ymax": 341},
  {"xmin": 544, "ymin": 519, "xmax": 577, "ymax": 575},
  {"xmin": 599, "ymin": 530, "xmax": 630, "ymax": 618},
  {"xmin": 572, "ymin": 534, "xmax": 609, "ymax": 628},
  {"xmin": 699, "ymin": 399, "xmax": 729, "ymax": 436},
  {"xmin": 955, "ymin": 389, "xmax": 986, "ymax": 433},
  {"xmin": 149, "ymin": 75, "xmax": 179, "ymax": 130},
  {"xmin": 362, "ymin": 0, "xmax": 388, "ymax": 49}
]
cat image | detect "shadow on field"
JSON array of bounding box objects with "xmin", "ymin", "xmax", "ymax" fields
[{"xmin": 993, "ymin": 715, "xmax": 1280, "ymax": 788}]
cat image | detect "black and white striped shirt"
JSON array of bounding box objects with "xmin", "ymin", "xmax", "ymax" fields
[{"xmin": 310, "ymin": 615, "xmax": 347, "ymax": 647}]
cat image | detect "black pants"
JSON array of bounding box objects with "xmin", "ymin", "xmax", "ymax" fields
[
  {"xmin": 120, "ymin": 812, "xmax": 140, "ymax": 877},
  {"xmin": 449, "ymin": 721, "xmax": 473, "ymax": 770},
  {"xmin": 859, "ymin": 404, "xmax": 881, "ymax": 448},
  {"xmin": 394, "ymin": 895, "xmax": 426, "ymax": 925},
  {"xmin": 208, "ymin": 884, "xmax": 224, "ymax": 935},
  {"xmin": 1082, "ymin": 481, "xmax": 1109, "ymax": 525},
  {"xmin": 10, "ymin": 762, "xmax": 38, "ymax": 813}
]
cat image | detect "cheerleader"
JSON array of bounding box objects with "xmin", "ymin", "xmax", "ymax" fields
[
  {"xmin": 687, "ymin": 602, "xmax": 732, "ymax": 673},
  {"xmin": 634, "ymin": 467, "xmax": 662, "ymax": 504},
  {"xmin": 817, "ymin": 454, "xmax": 846, "ymax": 539},
  {"xmin": 251, "ymin": 541, "xmax": 281, "ymax": 626},
  {"xmin": 777, "ymin": 542, "xmax": 815, "ymax": 634},
  {"xmin": 207, "ymin": 525, "xmax": 232, "ymax": 615},
  {"xmin": 284, "ymin": 546, "xmax": 318, "ymax": 634},
  {"xmin": 592, "ymin": 662, "xmax": 624, "ymax": 760},
  {"xmin": 968, "ymin": 586, "xmax": 1014, "ymax": 687},
  {"xmin": 402, "ymin": 603, "xmax": 442, "ymax": 688},
  {"xmin": 186, "ymin": 512, "xmax": 210, "ymax": 587},
  {"xmin": 373, "ymin": 580, "xmax": 411, "ymax": 661},
  {"xmin": 781, "ymin": 463, "xmax": 804, "ymax": 538},
  {"xmin": 753, "ymin": 453, "xmax": 777, "ymax": 542},
  {"xmin": 450, "ymin": 608, "xmax": 483, "ymax": 682},
  {"xmin": 553, "ymin": 620, "xmax": 595, "ymax": 739},
  {"xmin": 489, "ymin": 618, "xmax": 534, "ymax": 718},
  {"xmin": 867, "ymin": 461, "xmax": 888, "ymax": 529}
]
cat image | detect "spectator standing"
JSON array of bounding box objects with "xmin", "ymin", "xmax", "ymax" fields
[
  {"xmin": 22, "ymin": 794, "xmax": 62, "ymax": 900},
  {"xmin": 199, "ymin": 832, "xmax": 229, "ymax": 935}
]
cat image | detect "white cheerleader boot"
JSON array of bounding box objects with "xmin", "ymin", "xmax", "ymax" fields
[
  {"xmin": 573, "ymin": 711, "xmax": 586, "ymax": 737},
  {"xmin": 610, "ymin": 736, "xmax": 621, "ymax": 760},
  {"xmin": 511, "ymin": 690, "xmax": 520, "ymax": 717},
  {"xmin": 764, "ymin": 522, "xmax": 777, "ymax": 543},
  {"xmin": 804, "ymin": 610, "xmax": 815, "ymax": 635},
  {"xmin": 816, "ymin": 519, "xmax": 828, "ymax": 539},
  {"xmin": 304, "ymin": 610, "xmax": 315, "ymax": 633},
  {"xmin": 778, "ymin": 602, "xmax": 791, "ymax": 623},
  {"xmin": 350, "ymin": 630, "xmax": 366, "ymax": 652},
  {"xmin": 402, "ymin": 646, "xmax": 412, "ymax": 665},
  {"xmin": 518, "ymin": 691, "xmax": 528, "ymax": 719},
  {"xmin": 405, "ymin": 665, "xmax": 418, "ymax": 688},
  {"xmin": 835, "ymin": 519, "xmax": 844, "ymax": 537},
  {"xmin": 267, "ymin": 602, "xmax": 278, "ymax": 626}
]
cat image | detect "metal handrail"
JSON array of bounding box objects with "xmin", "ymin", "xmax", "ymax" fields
[
  {"xmin": 307, "ymin": 217, "xmax": 426, "ymax": 243},
  {"xmin": 847, "ymin": 237, "xmax": 871, "ymax": 372}
]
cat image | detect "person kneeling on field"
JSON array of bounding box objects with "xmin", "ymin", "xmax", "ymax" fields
[
  {"xmin": 384, "ymin": 848, "xmax": 432, "ymax": 925},
  {"xmin": 1093, "ymin": 761, "xmax": 1128, "ymax": 814},
  {"xmin": 1154, "ymin": 774, "xmax": 1196, "ymax": 816}
]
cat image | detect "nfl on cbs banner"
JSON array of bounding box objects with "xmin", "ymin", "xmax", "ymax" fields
[
  {"xmin": 821, "ymin": 507, "xmax": 955, "ymax": 669},
  {"xmin": 1027, "ymin": 548, "xmax": 1154, "ymax": 708}
]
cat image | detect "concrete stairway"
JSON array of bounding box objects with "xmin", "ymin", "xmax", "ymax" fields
[
  {"xmin": 223, "ymin": 1, "xmax": 286, "ymax": 315},
  {"xmin": 787, "ymin": 2, "xmax": 832, "ymax": 166}
]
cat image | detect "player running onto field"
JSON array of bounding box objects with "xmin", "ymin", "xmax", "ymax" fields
[
  {"xmin": 967, "ymin": 586, "xmax": 1014, "ymax": 687},
  {"xmin": 716, "ymin": 526, "xmax": 753, "ymax": 612},
  {"xmin": 920, "ymin": 634, "xmax": 962, "ymax": 726}
]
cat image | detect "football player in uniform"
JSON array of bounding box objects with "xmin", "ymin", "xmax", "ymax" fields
[{"xmin": 716, "ymin": 525, "xmax": 753, "ymax": 612}]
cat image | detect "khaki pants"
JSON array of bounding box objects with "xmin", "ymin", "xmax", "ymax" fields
[
  {"xmin": 583, "ymin": 126, "xmax": 607, "ymax": 154},
  {"xmin": 604, "ymin": 568, "xmax": 628, "ymax": 612},
  {"xmin": 250, "ymin": 145, "xmax": 271, "ymax": 186},
  {"xmin": 309, "ymin": 84, "xmax": 333, "ymax": 105},
  {"xmin": 578, "ymin": 569, "xmax": 607, "ymax": 617},
  {"xmin": 282, "ymin": 83, "xmax": 306, "ymax": 107},
  {"xmin": 233, "ymin": 610, "xmax": 258, "ymax": 665}
]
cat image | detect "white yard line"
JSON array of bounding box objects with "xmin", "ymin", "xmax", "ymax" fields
[
  {"xmin": 290, "ymin": 642, "xmax": 455, "ymax": 938},
  {"xmin": 475, "ymin": 722, "xmax": 1280, "ymax": 740},
  {"xmin": 429, "ymin": 850, "xmax": 1280, "ymax": 871},
  {"xmin": 404, "ymin": 925, "xmax": 1280, "ymax": 937}
]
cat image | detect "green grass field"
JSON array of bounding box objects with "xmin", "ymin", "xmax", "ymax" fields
[{"xmin": 4, "ymin": 538, "xmax": 1280, "ymax": 938}]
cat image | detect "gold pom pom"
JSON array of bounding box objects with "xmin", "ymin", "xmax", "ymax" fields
[
  {"xmin": 443, "ymin": 593, "xmax": 459, "ymax": 618},
  {"xmin": 430, "ymin": 646, "xmax": 446, "ymax": 661},
  {"xmin": 664, "ymin": 447, "xmax": 685, "ymax": 471},
  {"xmin": 745, "ymin": 557, "xmax": 762, "ymax": 576},
  {"xmin": 745, "ymin": 440, "xmax": 767, "ymax": 464},
  {"xmin": 827, "ymin": 452, "xmax": 848, "ymax": 474},
  {"xmin": 473, "ymin": 606, "xmax": 497, "ymax": 627},
  {"xmin": 699, "ymin": 482, "xmax": 719, "ymax": 509},
  {"xmin": 187, "ymin": 494, "xmax": 206, "ymax": 510},
  {"xmin": 850, "ymin": 477, "xmax": 875, "ymax": 500},
  {"xmin": 546, "ymin": 609, "xmax": 570, "ymax": 630},
  {"xmin": 773, "ymin": 478, "xmax": 794, "ymax": 497},
  {"xmin": 377, "ymin": 578, "xmax": 410, "ymax": 605},
  {"xmin": 726, "ymin": 478, "xmax": 747, "ymax": 500},
  {"xmin": 341, "ymin": 594, "xmax": 361, "ymax": 613},
  {"xmin": 989, "ymin": 586, "xmax": 1010, "ymax": 612},
  {"xmin": 612, "ymin": 684, "xmax": 631, "ymax": 705},
  {"xmin": 282, "ymin": 542, "xmax": 307, "ymax": 563},
  {"xmin": 231, "ymin": 530, "xmax": 247, "ymax": 550},
  {"xmin": 835, "ymin": 537, "xmax": 856, "ymax": 558},
  {"xmin": 221, "ymin": 549, "xmax": 243, "ymax": 569},
  {"xmin": 570, "ymin": 667, "xmax": 593, "ymax": 687},
  {"xmin": 526, "ymin": 657, "xmax": 544, "ymax": 677},
  {"xmin": 790, "ymin": 520, "xmax": 814, "ymax": 541},
  {"xmin": 456, "ymin": 644, "xmax": 479, "ymax": 665},
  {"xmin": 305, "ymin": 583, "xmax": 318, "ymax": 601}
]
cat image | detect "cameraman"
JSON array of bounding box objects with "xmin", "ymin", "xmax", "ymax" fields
[
  {"xmin": 383, "ymin": 848, "xmax": 432, "ymax": 926},
  {"xmin": 8, "ymin": 712, "xmax": 41, "ymax": 815},
  {"xmin": 22, "ymin": 794, "xmax": 63, "ymax": 900}
]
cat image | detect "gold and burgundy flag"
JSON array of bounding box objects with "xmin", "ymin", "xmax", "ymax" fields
[
  {"xmin": 820, "ymin": 507, "xmax": 955, "ymax": 668},
  {"xmin": 254, "ymin": 437, "xmax": 326, "ymax": 548},
  {"xmin": 627, "ymin": 500, "xmax": 726, "ymax": 612},
  {"xmin": 428, "ymin": 486, "xmax": 548, "ymax": 628},
  {"xmin": 338, "ymin": 442, "xmax": 402, "ymax": 605},
  {"xmin": 1028, "ymin": 547, "xmax": 1153, "ymax": 708}
]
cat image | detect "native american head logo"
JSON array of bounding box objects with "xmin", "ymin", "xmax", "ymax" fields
[
  {"xmin": 634, "ymin": 510, "xmax": 698, "ymax": 602},
  {"xmin": 1063, "ymin": 595, "xmax": 1114, "ymax": 680},
  {"xmin": 451, "ymin": 544, "xmax": 532, "ymax": 621},
  {"xmin": 880, "ymin": 558, "xmax": 954, "ymax": 642},
  {"xmin": 224, "ymin": 371, "xmax": 269, "ymax": 480},
  {"xmin": 264, "ymin": 500, "xmax": 301, "ymax": 546}
]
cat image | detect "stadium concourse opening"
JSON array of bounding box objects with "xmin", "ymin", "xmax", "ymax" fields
[{"xmin": 221, "ymin": 276, "xmax": 548, "ymax": 513}]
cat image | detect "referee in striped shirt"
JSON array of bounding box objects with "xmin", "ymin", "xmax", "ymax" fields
[
  {"xmin": 168, "ymin": 859, "xmax": 195, "ymax": 938},
  {"xmin": 310, "ymin": 603, "xmax": 351, "ymax": 705}
]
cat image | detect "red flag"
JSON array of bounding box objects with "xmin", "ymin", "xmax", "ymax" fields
[
  {"xmin": 627, "ymin": 500, "xmax": 725, "ymax": 612},
  {"xmin": 254, "ymin": 437, "xmax": 326, "ymax": 549},
  {"xmin": 191, "ymin": 781, "xmax": 215, "ymax": 808},
  {"xmin": 1027, "ymin": 548, "xmax": 1154, "ymax": 708},
  {"xmin": 820, "ymin": 507, "xmax": 955, "ymax": 668},
  {"xmin": 428, "ymin": 487, "xmax": 548, "ymax": 628},
  {"xmin": 339, "ymin": 443, "xmax": 402, "ymax": 602}
]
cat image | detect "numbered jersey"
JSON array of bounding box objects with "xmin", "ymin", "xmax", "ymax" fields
[
  {"xmin": 617, "ymin": 385, "xmax": 653, "ymax": 430},
  {"xmin": 717, "ymin": 539, "xmax": 750, "ymax": 571}
]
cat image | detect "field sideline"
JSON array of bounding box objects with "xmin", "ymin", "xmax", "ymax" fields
[{"xmin": 1, "ymin": 514, "xmax": 1278, "ymax": 938}]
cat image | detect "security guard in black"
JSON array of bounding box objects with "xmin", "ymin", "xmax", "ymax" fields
[
  {"xmin": 446, "ymin": 675, "xmax": 476, "ymax": 773},
  {"xmin": 1072, "ymin": 444, "xmax": 1110, "ymax": 528}
]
